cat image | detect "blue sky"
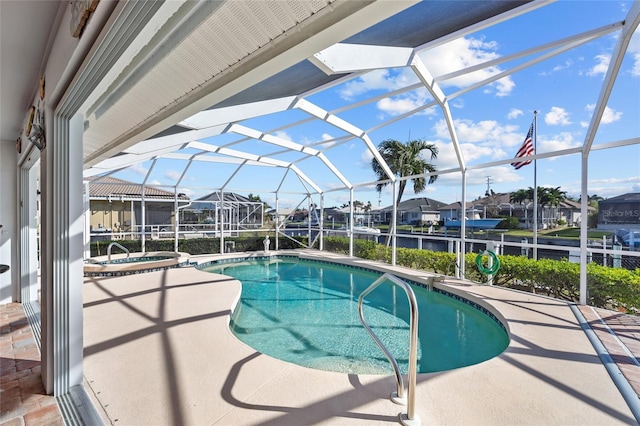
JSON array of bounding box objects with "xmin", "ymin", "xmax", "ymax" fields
[{"xmin": 113, "ymin": 0, "xmax": 640, "ymax": 210}]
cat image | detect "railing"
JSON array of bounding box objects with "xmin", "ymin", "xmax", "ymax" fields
[
  {"xmin": 358, "ymin": 273, "xmax": 420, "ymax": 426},
  {"xmin": 107, "ymin": 242, "xmax": 130, "ymax": 264}
]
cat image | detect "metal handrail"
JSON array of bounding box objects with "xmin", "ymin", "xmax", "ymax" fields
[
  {"xmin": 107, "ymin": 242, "xmax": 130, "ymax": 264},
  {"xmin": 358, "ymin": 273, "xmax": 420, "ymax": 426}
]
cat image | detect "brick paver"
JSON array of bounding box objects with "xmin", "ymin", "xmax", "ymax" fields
[
  {"xmin": 578, "ymin": 305, "xmax": 640, "ymax": 399},
  {"xmin": 0, "ymin": 303, "xmax": 63, "ymax": 426}
]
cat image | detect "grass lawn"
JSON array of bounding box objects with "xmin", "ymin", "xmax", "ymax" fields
[{"xmin": 504, "ymin": 227, "xmax": 613, "ymax": 239}]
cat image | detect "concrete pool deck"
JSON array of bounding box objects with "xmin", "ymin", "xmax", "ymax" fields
[{"xmin": 81, "ymin": 250, "xmax": 639, "ymax": 425}]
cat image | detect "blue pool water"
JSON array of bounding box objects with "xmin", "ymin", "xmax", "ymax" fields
[{"xmin": 203, "ymin": 257, "xmax": 509, "ymax": 374}]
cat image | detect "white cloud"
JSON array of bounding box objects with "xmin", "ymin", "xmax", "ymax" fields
[
  {"xmin": 127, "ymin": 163, "xmax": 148, "ymax": 176},
  {"xmin": 316, "ymin": 132, "xmax": 339, "ymax": 149},
  {"xmin": 338, "ymin": 69, "xmax": 408, "ymax": 100},
  {"xmin": 343, "ymin": 36, "xmax": 516, "ymax": 116},
  {"xmin": 553, "ymin": 59, "xmax": 574, "ymax": 72},
  {"xmin": 361, "ymin": 148, "xmax": 374, "ymax": 167},
  {"xmin": 433, "ymin": 118, "xmax": 522, "ymax": 148},
  {"xmin": 585, "ymin": 104, "xmax": 623, "ymax": 124},
  {"xmin": 545, "ymin": 107, "xmax": 572, "ymax": 126},
  {"xmin": 434, "ymin": 164, "xmax": 523, "ymax": 189},
  {"xmin": 564, "ymin": 176, "xmax": 640, "ymax": 199},
  {"xmin": 164, "ymin": 170, "xmax": 182, "ymax": 181},
  {"xmin": 507, "ymin": 108, "xmax": 523, "ymax": 119},
  {"xmin": 177, "ymin": 188, "xmax": 196, "ymax": 198},
  {"xmin": 587, "ymin": 54, "xmax": 610, "ymax": 77},
  {"xmin": 627, "ymin": 27, "xmax": 640, "ymax": 76},
  {"xmin": 376, "ymin": 88, "xmax": 437, "ymax": 116},
  {"xmin": 537, "ymin": 132, "xmax": 581, "ymax": 153},
  {"xmin": 273, "ymin": 130, "xmax": 293, "ymax": 142},
  {"xmin": 418, "ymin": 36, "xmax": 515, "ymax": 96}
]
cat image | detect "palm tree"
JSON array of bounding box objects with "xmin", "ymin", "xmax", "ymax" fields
[
  {"xmin": 372, "ymin": 139, "xmax": 438, "ymax": 243},
  {"xmin": 510, "ymin": 188, "xmax": 532, "ymax": 228},
  {"xmin": 546, "ymin": 186, "xmax": 567, "ymax": 225},
  {"xmin": 371, "ymin": 139, "xmax": 438, "ymax": 207}
]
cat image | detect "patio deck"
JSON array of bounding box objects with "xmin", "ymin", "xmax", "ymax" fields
[
  {"xmin": 79, "ymin": 250, "xmax": 639, "ymax": 425},
  {"xmin": 2, "ymin": 250, "xmax": 639, "ymax": 425}
]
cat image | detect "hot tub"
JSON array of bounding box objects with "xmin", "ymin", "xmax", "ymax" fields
[{"xmin": 84, "ymin": 251, "xmax": 190, "ymax": 277}]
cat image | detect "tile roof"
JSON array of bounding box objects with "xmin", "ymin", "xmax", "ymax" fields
[{"xmin": 88, "ymin": 176, "xmax": 188, "ymax": 200}]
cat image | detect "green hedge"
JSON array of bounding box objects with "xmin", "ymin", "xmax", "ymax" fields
[
  {"xmin": 320, "ymin": 236, "xmax": 640, "ymax": 314},
  {"xmin": 90, "ymin": 235, "xmax": 307, "ymax": 257}
]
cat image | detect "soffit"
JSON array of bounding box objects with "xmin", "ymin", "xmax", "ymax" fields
[{"xmin": 0, "ymin": 0, "xmax": 62, "ymax": 143}]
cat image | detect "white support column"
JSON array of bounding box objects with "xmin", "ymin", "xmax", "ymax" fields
[
  {"xmin": 579, "ymin": 156, "xmax": 589, "ymax": 305},
  {"xmin": 219, "ymin": 192, "xmax": 225, "ymax": 254},
  {"xmin": 83, "ymin": 181, "xmax": 91, "ymax": 260},
  {"xmin": 275, "ymin": 194, "xmax": 279, "ymax": 251},
  {"xmin": 174, "ymin": 190, "xmax": 179, "ymax": 253},
  {"xmin": 349, "ymin": 189, "xmax": 354, "ymax": 257},
  {"xmin": 391, "ymin": 181, "xmax": 397, "ymax": 266},
  {"xmin": 460, "ymin": 171, "xmax": 467, "ymax": 279},
  {"xmin": 307, "ymin": 195, "xmax": 312, "ymax": 249},
  {"xmin": 43, "ymin": 112, "xmax": 85, "ymax": 394},
  {"xmin": 319, "ymin": 194, "xmax": 324, "ymax": 251},
  {"xmin": 141, "ymin": 187, "xmax": 146, "ymax": 252},
  {"xmin": 140, "ymin": 160, "xmax": 156, "ymax": 253}
]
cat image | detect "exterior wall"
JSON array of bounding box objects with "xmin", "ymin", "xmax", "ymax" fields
[
  {"xmin": 89, "ymin": 200, "xmax": 177, "ymax": 233},
  {"xmin": 598, "ymin": 199, "xmax": 640, "ymax": 230},
  {"xmin": 90, "ymin": 200, "xmax": 132, "ymax": 232},
  {"xmin": 403, "ymin": 210, "xmax": 440, "ymax": 225}
]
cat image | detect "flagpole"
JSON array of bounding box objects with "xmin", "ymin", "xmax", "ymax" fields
[{"xmin": 533, "ymin": 110, "xmax": 538, "ymax": 260}]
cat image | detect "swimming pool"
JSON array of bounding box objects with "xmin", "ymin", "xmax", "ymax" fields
[{"xmin": 202, "ymin": 256, "xmax": 509, "ymax": 374}]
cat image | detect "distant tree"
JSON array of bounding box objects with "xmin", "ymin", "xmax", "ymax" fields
[
  {"xmin": 546, "ymin": 186, "xmax": 567, "ymax": 224},
  {"xmin": 581, "ymin": 194, "xmax": 603, "ymax": 228},
  {"xmin": 248, "ymin": 192, "xmax": 271, "ymax": 210},
  {"xmin": 510, "ymin": 188, "xmax": 533, "ymax": 228},
  {"xmin": 510, "ymin": 186, "xmax": 567, "ymax": 226},
  {"xmin": 510, "ymin": 188, "xmax": 531, "ymax": 206}
]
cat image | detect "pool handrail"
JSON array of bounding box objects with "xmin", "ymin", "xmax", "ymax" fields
[
  {"xmin": 107, "ymin": 242, "xmax": 130, "ymax": 264},
  {"xmin": 358, "ymin": 273, "xmax": 420, "ymax": 426}
]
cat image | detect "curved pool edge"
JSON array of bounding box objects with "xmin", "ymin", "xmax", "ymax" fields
[{"xmin": 83, "ymin": 251, "xmax": 190, "ymax": 277}]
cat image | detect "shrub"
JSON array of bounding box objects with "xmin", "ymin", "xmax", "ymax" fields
[{"xmin": 497, "ymin": 216, "xmax": 520, "ymax": 229}]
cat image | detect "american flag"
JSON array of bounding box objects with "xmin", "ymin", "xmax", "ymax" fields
[{"xmin": 511, "ymin": 122, "xmax": 534, "ymax": 170}]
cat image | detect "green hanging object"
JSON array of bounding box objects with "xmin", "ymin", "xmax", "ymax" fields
[{"xmin": 475, "ymin": 250, "xmax": 500, "ymax": 275}]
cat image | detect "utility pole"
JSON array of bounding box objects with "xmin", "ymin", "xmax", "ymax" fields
[
  {"xmin": 484, "ymin": 176, "xmax": 493, "ymax": 219},
  {"xmin": 485, "ymin": 176, "xmax": 493, "ymax": 196}
]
